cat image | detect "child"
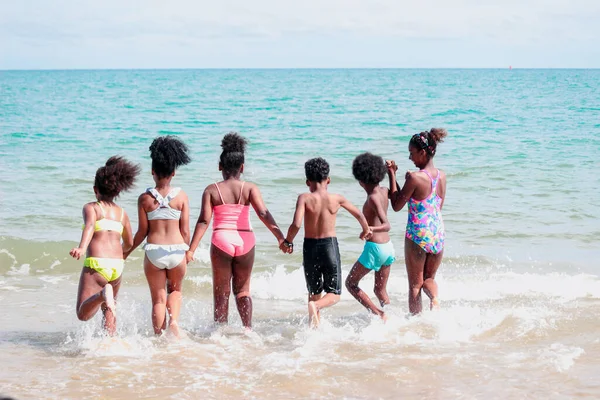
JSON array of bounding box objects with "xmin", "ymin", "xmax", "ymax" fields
[
  {"xmin": 387, "ymin": 128, "xmax": 447, "ymax": 314},
  {"xmin": 345, "ymin": 153, "xmax": 394, "ymax": 320},
  {"xmin": 124, "ymin": 136, "xmax": 191, "ymax": 337},
  {"xmin": 186, "ymin": 133, "xmax": 286, "ymax": 330},
  {"xmin": 70, "ymin": 156, "xmax": 140, "ymax": 335},
  {"xmin": 284, "ymin": 157, "xmax": 372, "ymax": 328}
]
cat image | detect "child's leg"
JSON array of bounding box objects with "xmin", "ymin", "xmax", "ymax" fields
[
  {"xmin": 144, "ymin": 256, "xmax": 168, "ymax": 334},
  {"xmin": 374, "ymin": 265, "xmax": 391, "ymax": 307},
  {"xmin": 102, "ymin": 278, "xmax": 121, "ymax": 335},
  {"xmin": 404, "ymin": 237, "xmax": 427, "ymax": 315},
  {"xmin": 210, "ymin": 245, "xmax": 234, "ymax": 325},
  {"xmin": 423, "ymin": 250, "xmax": 443, "ymax": 309},
  {"xmin": 76, "ymin": 267, "xmax": 110, "ymax": 321},
  {"xmin": 345, "ymin": 262, "xmax": 384, "ymax": 317},
  {"xmin": 165, "ymin": 260, "xmax": 187, "ymax": 336},
  {"xmin": 231, "ymin": 248, "xmax": 255, "ymax": 329}
]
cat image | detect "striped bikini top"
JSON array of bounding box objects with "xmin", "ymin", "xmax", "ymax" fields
[{"xmin": 146, "ymin": 187, "xmax": 182, "ymax": 221}]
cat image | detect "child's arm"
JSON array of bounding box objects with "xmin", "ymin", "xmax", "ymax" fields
[
  {"xmin": 338, "ymin": 195, "xmax": 372, "ymax": 240},
  {"xmin": 368, "ymin": 195, "xmax": 391, "ymax": 233},
  {"xmin": 186, "ymin": 188, "xmax": 213, "ymax": 262},
  {"xmin": 285, "ymin": 194, "xmax": 306, "ymax": 245},
  {"xmin": 249, "ymin": 185, "xmax": 285, "ymax": 246},
  {"xmin": 179, "ymin": 191, "xmax": 190, "ymax": 245},
  {"xmin": 124, "ymin": 195, "xmax": 149, "ymax": 259},
  {"xmin": 69, "ymin": 204, "xmax": 96, "ymax": 260},
  {"xmin": 121, "ymin": 211, "xmax": 134, "ymax": 255},
  {"xmin": 389, "ymin": 171, "xmax": 418, "ymax": 212}
]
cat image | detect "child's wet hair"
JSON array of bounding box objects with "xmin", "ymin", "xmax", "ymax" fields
[
  {"xmin": 352, "ymin": 152, "xmax": 386, "ymax": 185},
  {"xmin": 94, "ymin": 156, "xmax": 141, "ymax": 199},
  {"xmin": 305, "ymin": 157, "xmax": 330, "ymax": 182},
  {"xmin": 409, "ymin": 128, "xmax": 448, "ymax": 158},
  {"xmin": 149, "ymin": 135, "xmax": 191, "ymax": 178},
  {"xmin": 220, "ymin": 132, "xmax": 248, "ymax": 175}
]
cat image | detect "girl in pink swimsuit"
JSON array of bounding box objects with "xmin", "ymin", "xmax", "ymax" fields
[
  {"xmin": 187, "ymin": 133, "xmax": 287, "ymax": 329},
  {"xmin": 387, "ymin": 128, "xmax": 448, "ymax": 314}
]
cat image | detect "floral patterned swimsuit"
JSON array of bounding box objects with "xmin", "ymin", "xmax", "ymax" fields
[{"xmin": 406, "ymin": 169, "xmax": 445, "ymax": 254}]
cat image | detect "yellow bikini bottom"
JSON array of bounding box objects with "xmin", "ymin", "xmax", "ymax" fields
[{"xmin": 84, "ymin": 257, "xmax": 124, "ymax": 282}]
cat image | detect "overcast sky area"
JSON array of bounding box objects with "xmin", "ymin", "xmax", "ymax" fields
[{"xmin": 1, "ymin": 0, "xmax": 599, "ymax": 69}]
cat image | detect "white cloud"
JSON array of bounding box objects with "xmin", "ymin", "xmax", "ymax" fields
[{"xmin": 1, "ymin": 0, "xmax": 599, "ymax": 67}]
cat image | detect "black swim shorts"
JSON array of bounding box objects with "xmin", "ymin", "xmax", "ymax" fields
[{"xmin": 302, "ymin": 237, "xmax": 342, "ymax": 295}]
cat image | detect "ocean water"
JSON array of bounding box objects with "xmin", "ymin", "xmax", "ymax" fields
[{"xmin": 1, "ymin": 69, "xmax": 599, "ymax": 399}]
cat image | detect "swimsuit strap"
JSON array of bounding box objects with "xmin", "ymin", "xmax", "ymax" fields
[
  {"xmin": 420, "ymin": 169, "xmax": 439, "ymax": 191},
  {"xmin": 164, "ymin": 187, "xmax": 181, "ymax": 203},
  {"xmin": 147, "ymin": 188, "xmax": 166, "ymax": 205},
  {"xmin": 238, "ymin": 182, "xmax": 245, "ymax": 205},
  {"xmin": 214, "ymin": 183, "xmax": 226, "ymax": 204},
  {"xmin": 97, "ymin": 201, "xmax": 106, "ymax": 218},
  {"xmin": 120, "ymin": 207, "xmax": 124, "ymax": 222}
]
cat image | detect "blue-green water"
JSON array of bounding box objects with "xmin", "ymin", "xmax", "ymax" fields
[{"xmin": 1, "ymin": 69, "xmax": 600, "ymax": 399}]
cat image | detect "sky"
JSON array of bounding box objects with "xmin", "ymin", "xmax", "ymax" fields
[{"xmin": 1, "ymin": 0, "xmax": 599, "ymax": 69}]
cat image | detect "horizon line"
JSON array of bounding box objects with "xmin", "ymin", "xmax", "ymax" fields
[{"xmin": 2, "ymin": 67, "xmax": 600, "ymax": 72}]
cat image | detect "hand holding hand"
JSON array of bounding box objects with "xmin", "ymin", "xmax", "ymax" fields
[
  {"xmin": 279, "ymin": 239, "xmax": 293, "ymax": 254},
  {"xmin": 185, "ymin": 250, "xmax": 195, "ymax": 263},
  {"xmin": 385, "ymin": 160, "xmax": 398, "ymax": 174},
  {"xmin": 70, "ymin": 247, "xmax": 84, "ymax": 260},
  {"xmin": 360, "ymin": 227, "xmax": 373, "ymax": 241}
]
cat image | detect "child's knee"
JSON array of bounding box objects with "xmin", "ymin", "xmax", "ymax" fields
[
  {"xmin": 235, "ymin": 291, "xmax": 251, "ymax": 299},
  {"xmin": 76, "ymin": 311, "xmax": 91, "ymax": 322}
]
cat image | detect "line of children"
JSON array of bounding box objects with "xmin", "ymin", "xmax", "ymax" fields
[{"xmin": 70, "ymin": 129, "xmax": 447, "ymax": 334}]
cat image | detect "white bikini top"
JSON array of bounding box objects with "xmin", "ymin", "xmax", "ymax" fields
[{"xmin": 146, "ymin": 187, "xmax": 182, "ymax": 221}]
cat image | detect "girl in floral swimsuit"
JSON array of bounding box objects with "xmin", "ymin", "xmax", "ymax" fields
[{"xmin": 387, "ymin": 128, "xmax": 447, "ymax": 314}]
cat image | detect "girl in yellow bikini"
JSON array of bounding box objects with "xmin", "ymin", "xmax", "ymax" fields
[{"xmin": 70, "ymin": 156, "xmax": 140, "ymax": 335}]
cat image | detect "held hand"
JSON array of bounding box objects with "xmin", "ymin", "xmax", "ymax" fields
[
  {"xmin": 359, "ymin": 227, "xmax": 373, "ymax": 241},
  {"xmin": 185, "ymin": 250, "xmax": 195, "ymax": 263},
  {"xmin": 385, "ymin": 160, "xmax": 398, "ymax": 174},
  {"xmin": 123, "ymin": 250, "xmax": 130, "ymax": 260},
  {"xmin": 279, "ymin": 239, "xmax": 294, "ymax": 254},
  {"xmin": 69, "ymin": 247, "xmax": 84, "ymax": 260}
]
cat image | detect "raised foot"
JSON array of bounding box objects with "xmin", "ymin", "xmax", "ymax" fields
[
  {"xmin": 102, "ymin": 284, "xmax": 115, "ymax": 314},
  {"xmin": 430, "ymin": 298, "xmax": 440, "ymax": 311}
]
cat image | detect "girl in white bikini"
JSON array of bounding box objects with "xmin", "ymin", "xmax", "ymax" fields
[{"xmin": 125, "ymin": 136, "xmax": 191, "ymax": 337}]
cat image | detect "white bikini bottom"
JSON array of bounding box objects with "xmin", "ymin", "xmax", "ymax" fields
[{"xmin": 144, "ymin": 243, "xmax": 189, "ymax": 270}]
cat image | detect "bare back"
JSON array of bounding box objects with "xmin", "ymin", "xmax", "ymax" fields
[
  {"xmin": 302, "ymin": 191, "xmax": 344, "ymax": 239},
  {"xmin": 362, "ymin": 186, "xmax": 390, "ymax": 244},
  {"xmin": 139, "ymin": 188, "xmax": 189, "ymax": 245}
]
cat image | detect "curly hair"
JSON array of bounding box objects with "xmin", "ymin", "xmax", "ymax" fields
[
  {"xmin": 94, "ymin": 156, "xmax": 141, "ymax": 199},
  {"xmin": 305, "ymin": 157, "xmax": 330, "ymax": 182},
  {"xmin": 220, "ymin": 132, "xmax": 248, "ymax": 175},
  {"xmin": 352, "ymin": 152, "xmax": 386, "ymax": 185},
  {"xmin": 409, "ymin": 128, "xmax": 448, "ymax": 158},
  {"xmin": 149, "ymin": 135, "xmax": 191, "ymax": 178}
]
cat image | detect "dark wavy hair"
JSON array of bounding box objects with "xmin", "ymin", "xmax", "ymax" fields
[
  {"xmin": 220, "ymin": 132, "xmax": 248, "ymax": 176},
  {"xmin": 352, "ymin": 152, "xmax": 386, "ymax": 185},
  {"xmin": 150, "ymin": 135, "xmax": 191, "ymax": 178},
  {"xmin": 94, "ymin": 156, "xmax": 141, "ymax": 199},
  {"xmin": 305, "ymin": 157, "xmax": 330, "ymax": 182},
  {"xmin": 409, "ymin": 128, "xmax": 448, "ymax": 158}
]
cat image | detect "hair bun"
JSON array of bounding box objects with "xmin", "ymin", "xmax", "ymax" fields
[{"xmin": 221, "ymin": 132, "xmax": 247, "ymax": 154}]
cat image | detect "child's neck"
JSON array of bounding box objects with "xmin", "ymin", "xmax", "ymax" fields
[
  {"xmin": 309, "ymin": 181, "xmax": 328, "ymax": 193},
  {"xmin": 363, "ymin": 183, "xmax": 379, "ymax": 195},
  {"xmin": 155, "ymin": 178, "xmax": 172, "ymax": 190}
]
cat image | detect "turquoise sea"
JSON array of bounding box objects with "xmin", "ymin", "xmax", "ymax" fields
[{"xmin": 1, "ymin": 69, "xmax": 599, "ymax": 399}]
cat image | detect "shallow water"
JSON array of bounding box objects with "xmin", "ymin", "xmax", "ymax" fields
[{"xmin": 1, "ymin": 69, "xmax": 599, "ymax": 399}]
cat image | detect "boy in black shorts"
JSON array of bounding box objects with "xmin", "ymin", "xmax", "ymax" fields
[{"xmin": 284, "ymin": 157, "xmax": 371, "ymax": 327}]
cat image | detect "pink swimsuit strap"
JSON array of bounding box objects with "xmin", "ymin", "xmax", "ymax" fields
[{"xmin": 213, "ymin": 182, "xmax": 252, "ymax": 231}]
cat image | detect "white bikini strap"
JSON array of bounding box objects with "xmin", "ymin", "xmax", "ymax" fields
[
  {"xmin": 120, "ymin": 207, "xmax": 124, "ymax": 222},
  {"xmin": 238, "ymin": 182, "xmax": 245, "ymax": 205},
  {"xmin": 214, "ymin": 183, "xmax": 225, "ymax": 204},
  {"xmin": 165, "ymin": 187, "xmax": 181, "ymax": 203},
  {"xmin": 96, "ymin": 201, "xmax": 106, "ymax": 218}
]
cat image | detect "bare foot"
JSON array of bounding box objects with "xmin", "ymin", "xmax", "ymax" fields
[
  {"xmin": 308, "ymin": 301, "xmax": 320, "ymax": 328},
  {"xmin": 380, "ymin": 312, "xmax": 388, "ymax": 323},
  {"xmin": 102, "ymin": 284, "xmax": 115, "ymax": 314},
  {"xmin": 430, "ymin": 298, "xmax": 440, "ymax": 311},
  {"xmin": 168, "ymin": 320, "xmax": 180, "ymax": 338}
]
